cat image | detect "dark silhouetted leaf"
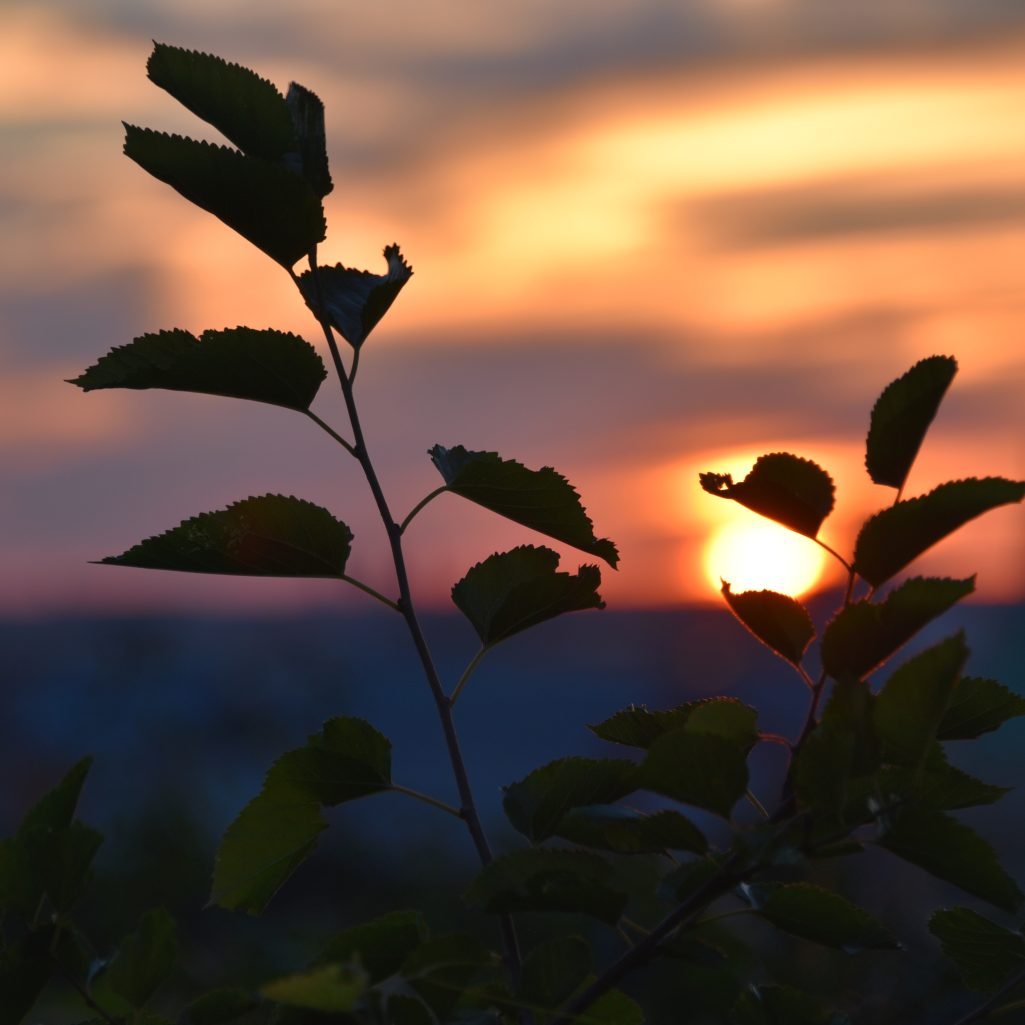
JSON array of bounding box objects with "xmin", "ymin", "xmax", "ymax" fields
[
  {"xmin": 866, "ymin": 356, "xmax": 958, "ymax": 489},
  {"xmin": 520, "ymin": 935, "xmax": 591, "ymax": 1012},
  {"xmin": 557, "ymin": 805, "xmax": 707, "ymax": 855},
  {"xmin": 318, "ymin": 910, "xmax": 427, "ymax": 983},
  {"xmin": 0, "ymin": 927, "xmax": 53, "ymax": 1025},
  {"xmin": 879, "ymin": 807, "xmax": 1023, "ymax": 911},
  {"xmin": 853, "ymin": 478, "xmax": 1025, "ymax": 587},
  {"xmin": 938, "ymin": 677, "xmax": 1025, "ymax": 740},
  {"xmin": 70, "ymin": 327, "xmax": 327, "ymax": 412},
  {"xmin": 21, "ymin": 757, "xmax": 91, "ymax": 835},
  {"xmin": 400, "ymin": 935, "xmax": 496, "ymax": 1021},
  {"xmin": 181, "ymin": 989, "xmax": 259, "ymax": 1025},
  {"xmin": 874, "ymin": 634, "xmax": 966, "ymax": 767},
  {"xmin": 930, "ymin": 907, "xmax": 1025, "ymax": 993},
  {"xmin": 660, "ymin": 859, "xmax": 722, "ymax": 904},
  {"xmin": 93, "ymin": 909, "xmax": 178, "ymax": 1013},
  {"xmin": 870, "ymin": 745, "xmax": 1009, "ymax": 812},
  {"xmin": 452, "ymin": 546, "xmax": 604, "ymax": 647},
  {"xmin": 123, "ymin": 126, "xmax": 325, "ymax": 268},
  {"xmin": 502, "ymin": 757, "xmax": 637, "ymax": 843},
  {"xmin": 591, "ymin": 698, "xmax": 757, "ymax": 751},
  {"xmin": 465, "ymin": 849, "xmax": 627, "ymax": 924},
  {"xmin": 146, "ymin": 43, "xmax": 295, "ymax": 160},
  {"xmin": 430, "ymin": 446, "xmax": 619, "ymax": 566},
  {"xmin": 745, "ymin": 883, "xmax": 898, "ymax": 951},
  {"xmin": 101, "ymin": 495, "xmax": 352, "ymax": 578},
  {"xmin": 298, "ymin": 245, "xmax": 411, "ymax": 347},
  {"xmin": 211, "ymin": 717, "xmax": 391, "ymax": 913},
  {"xmin": 699, "ymin": 453, "xmax": 835, "ymax": 538},
  {"xmin": 733, "ymin": 984, "xmax": 851, "ymax": 1025},
  {"xmin": 29, "ymin": 820, "xmax": 103, "ymax": 913},
  {"xmin": 574, "ymin": 989, "xmax": 644, "ymax": 1024},
  {"xmin": 722, "ymin": 584, "xmax": 814, "ymax": 666},
  {"xmin": 638, "ymin": 731, "xmax": 749, "ymax": 817},
  {"xmin": 261, "ymin": 963, "xmax": 366, "ymax": 1012},
  {"xmin": 285, "ymin": 82, "xmax": 333, "ymax": 197},
  {"xmin": 822, "ymin": 576, "xmax": 974, "ymax": 680}
]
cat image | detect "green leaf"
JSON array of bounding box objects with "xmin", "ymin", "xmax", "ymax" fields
[
  {"xmin": 146, "ymin": 43, "xmax": 296, "ymax": 160},
  {"xmin": 70, "ymin": 327, "xmax": 327, "ymax": 412},
  {"xmin": 638, "ymin": 730, "xmax": 749, "ymax": 817},
  {"xmin": 866, "ymin": 355, "xmax": 957, "ymax": 489},
  {"xmin": 556, "ymin": 805, "xmax": 707, "ymax": 855},
  {"xmin": 211, "ymin": 717, "xmax": 391, "ymax": 913},
  {"xmin": 700, "ymin": 452, "xmax": 835, "ymax": 538},
  {"xmin": 452, "ymin": 546, "xmax": 604, "ymax": 647},
  {"xmin": 318, "ymin": 910, "xmax": 428, "ymax": 983},
  {"xmin": 502, "ymin": 757, "xmax": 637, "ymax": 843},
  {"xmin": 100, "ymin": 495, "xmax": 353, "ymax": 578},
  {"xmin": 93, "ymin": 909, "xmax": 178, "ymax": 1013},
  {"xmin": 733, "ymin": 984, "xmax": 851, "ymax": 1025},
  {"xmin": 938, "ymin": 677, "xmax": 1025, "ymax": 740},
  {"xmin": 400, "ymin": 935, "xmax": 497, "ymax": 1021},
  {"xmin": 874, "ymin": 634, "xmax": 966, "ymax": 768},
  {"xmin": 878, "ymin": 807, "xmax": 1023, "ymax": 911},
  {"xmin": 29, "ymin": 820, "xmax": 103, "ymax": 913},
  {"xmin": 853, "ymin": 478, "xmax": 1025, "ymax": 587},
  {"xmin": 261, "ymin": 963, "xmax": 366, "ymax": 1012},
  {"xmin": 123, "ymin": 126, "xmax": 325, "ymax": 268},
  {"xmin": 930, "ymin": 907, "xmax": 1025, "ymax": 993},
  {"xmin": 822, "ymin": 576, "xmax": 974, "ymax": 680},
  {"xmin": 181, "ymin": 989, "xmax": 259, "ymax": 1025},
  {"xmin": 21, "ymin": 757, "xmax": 92, "ymax": 835},
  {"xmin": 520, "ymin": 936, "xmax": 591, "ymax": 1012},
  {"xmin": 591, "ymin": 697, "xmax": 758, "ymax": 750},
  {"xmin": 745, "ymin": 883, "xmax": 898, "ymax": 951},
  {"xmin": 430, "ymin": 446, "xmax": 619, "ymax": 567},
  {"xmin": 297, "ymin": 245, "xmax": 413, "ymax": 348},
  {"xmin": 660, "ymin": 858, "xmax": 722, "ymax": 903},
  {"xmin": 721, "ymin": 584, "xmax": 814, "ymax": 666},
  {"xmin": 465, "ymin": 849, "xmax": 627, "ymax": 924},
  {"xmin": 285, "ymin": 82, "xmax": 333, "ymax": 197},
  {"xmin": 0, "ymin": 928, "xmax": 53, "ymax": 1025},
  {"xmin": 872, "ymin": 746, "xmax": 1009, "ymax": 811},
  {"xmin": 573, "ymin": 988, "xmax": 644, "ymax": 1025}
]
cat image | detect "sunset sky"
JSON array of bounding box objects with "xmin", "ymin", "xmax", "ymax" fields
[{"xmin": 2, "ymin": 1, "xmax": 1023, "ymax": 614}]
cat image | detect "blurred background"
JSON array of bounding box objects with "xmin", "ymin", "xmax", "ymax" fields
[{"xmin": 2, "ymin": 1, "xmax": 1024, "ymax": 1021}]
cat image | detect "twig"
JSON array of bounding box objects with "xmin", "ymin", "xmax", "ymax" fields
[{"xmin": 951, "ymin": 965, "xmax": 1025, "ymax": 1025}]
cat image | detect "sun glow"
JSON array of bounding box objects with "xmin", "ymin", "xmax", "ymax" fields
[{"xmin": 703, "ymin": 520, "xmax": 827, "ymax": 598}]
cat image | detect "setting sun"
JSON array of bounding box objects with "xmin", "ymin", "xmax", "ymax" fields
[{"xmin": 702, "ymin": 520, "xmax": 828, "ymax": 597}]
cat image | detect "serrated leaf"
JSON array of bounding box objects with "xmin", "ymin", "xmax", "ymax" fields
[
  {"xmin": 261, "ymin": 963, "xmax": 366, "ymax": 1012},
  {"xmin": 285, "ymin": 82, "xmax": 332, "ymax": 197},
  {"xmin": 573, "ymin": 988, "xmax": 644, "ymax": 1025},
  {"xmin": 298, "ymin": 245, "xmax": 412, "ymax": 348},
  {"xmin": 870, "ymin": 745, "xmax": 1009, "ymax": 811},
  {"xmin": 181, "ymin": 988, "xmax": 259, "ymax": 1025},
  {"xmin": 638, "ymin": 730, "xmax": 749, "ymax": 817},
  {"xmin": 465, "ymin": 849, "xmax": 627, "ymax": 924},
  {"xmin": 502, "ymin": 757, "xmax": 637, "ymax": 843},
  {"xmin": 591, "ymin": 698, "xmax": 758, "ymax": 751},
  {"xmin": 930, "ymin": 907, "xmax": 1025, "ymax": 993},
  {"xmin": 452, "ymin": 546, "xmax": 604, "ymax": 647},
  {"xmin": 123, "ymin": 126, "xmax": 325, "ymax": 268},
  {"xmin": 866, "ymin": 355, "xmax": 957, "ymax": 489},
  {"xmin": 430, "ymin": 446, "xmax": 618, "ymax": 567},
  {"xmin": 700, "ymin": 453, "xmax": 835, "ymax": 538},
  {"xmin": 21, "ymin": 757, "xmax": 92, "ymax": 835},
  {"xmin": 556, "ymin": 805, "xmax": 707, "ymax": 855},
  {"xmin": 101, "ymin": 495, "xmax": 352, "ymax": 578},
  {"xmin": 879, "ymin": 807, "xmax": 1023, "ymax": 911},
  {"xmin": 318, "ymin": 910, "xmax": 428, "ymax": 983},
  {"xmin": 721, "ymin": 584, "xmax": 814, "ymax": 666},
  {"xmin": 70, "ymin": 327, "xmax": 327, "ymax": 412},
  {"xmin": 211, "ymin": 717, "xmax": 391, "ymax": 913},
  {"xmin": 146, "ymin": 43, "xmax": 296, "ymax": 160},
  {"xmin": 93, "ymin": 909, "xmax": 178, "ymax": 1013},
  {"xmin": 822, "ymin": 576, "xmax": 974, "ymax": 680},
  {"xmin": 938, "ymin": 677, "xmax": 1025, "ymax": 740},
  {"xmin": 874, "ymin": 634, "xmax": 966, "ymax": 768},
  {"xmin": 853, "ymin": 478, "xmax": 1025, "ymax": 587},
  {"xmin": 733, "ymin": 984, "xmax": 850, "ymax": 1025},
  {"xmin": 746, "ymin": 883, "xmax": 898, "ymax": 951},
  {"xmin": 400, "ymin": 935, "xmax": 497, "ymax": 1021}
]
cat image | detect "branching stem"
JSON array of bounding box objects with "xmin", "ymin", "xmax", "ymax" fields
[
  {"xmin": 304, "ymin": 409, "xmax": 357, "ymax": 456},
  {"xmin": 814, "ymin": 537, "xmax": 853, "ymax": 575},
  {"xmin": 951, "ymin": 965, "xmax": 1025, "ymax": 1024},
  {"xmin": 450, "ymin": 646, "xmax": 488, "ymax": 706},
  {"xmin": 390, "ymin": 783, "xmax": 462, "ymax": 818},
  {"xmin": 340, "ymin": 574, "xmax": 400, "ymax": 611},
  {"xmin": 399, "ymin": 486, "xmax": 448, "ymax": 535}
]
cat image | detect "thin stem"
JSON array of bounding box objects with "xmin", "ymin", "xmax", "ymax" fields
[
  {"xmin": 50, "ymin": 950, "xmax": 118, "ymax": 1025},
  {"xmin": 450, "ymin": 646, "xmax": 488, "ymax": 706},
  {"xmin": 390, "ymin": 783, "xmax": 462, "ymax": 818},
  {"xmin": 952, "ymin": 965, "xmax": 1025, "ymax": 1025},
  {"xmin": 758, "ymin": 731, "xmax": 793, "ymax": 750},
  {"xmin": 341, "ymin": 574, "xmax": 401, "ymax": 611},
  {"xmin": 349, "ymin": 345, "xmax": 362, "ymax": 386},
  {"xmin": 304, "ymin": 409, "xmax": 357, "ymax": 456},
  {"xmin": 399, "ymin": 486, "xmax": 448, "ymax": 535},
  {"xmin": 813, "ymin": 537, "xmax": 853, "ymax": 575},
  {"xmin": 796, "ymin": 665, "xmax": 817, "ymax": 691},
  {"xmin": 695, "ymin": 906, "xmax": 756, "ymax": 927},
  {"xmin": 745, "ymin": 789, "xmax": 769, "ymax": 819}
]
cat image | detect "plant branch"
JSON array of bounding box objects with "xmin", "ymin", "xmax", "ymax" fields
[
  {"xmin": 390, "ymin": 783, "xmax": 462, "ymax": 818},
  {"xmin": 304, "ymin": 409, "xmax": 357, "ymax": 456},
  {"xmin": 813, "ymin": 537, "xmax": 853, "ymax": 575},
  {"xmin": 951, "ymin": 966, "xmax": 1025, "ymax": 1025},
  {"xmin": 50, "ymin": 950, "xmax": 119, "ymax": 1025},
  {"xmin": 450, "ymin": 646, "xmax": 487, "ymax": 705},
  {"xmin": 399, "ymin": 486, "xmax": 448, "ymax": 535},
  {"xmin": 340, "ymin": 574, "xmax": 401, "ymax": 611}
]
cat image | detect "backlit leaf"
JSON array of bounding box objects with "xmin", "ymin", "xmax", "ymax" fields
[
  {"xmin": 556, "ymin": 805, "xmax": 707, "ymax": 855},
  {"xmin": 70, "ymin": 327, "xmax": 327, "ymax": 412},
  {"xmin": 930, "ymin": 907, "xmax": 1025, "ymax": 993},
  {"xmin": 101, "ymin": 495, "xmax": 352, "ymax": 577},
  {"xmin": 502, "ymin": 757, "xmax": 637, "ymax": 843},
  {"xmin": 146, "ymin": 43, "xmax": 295, "ymax": 160},
  {"xmin": 870, "ymin": 746, "xmax": 1009, "ymax": 812},
  {"xmin": 29, "ymin": 820, "xmax": 103, "ymax": 913},
  {"xmin": 318, "ymin": 910, "xmax": 428, "ymax": 983},
  {"xmin": 699, "ymin": 452, "xmax": 835, "ymax": 538},
  {"xmin": 520, "ymin": 935, "xmax": 591, "ymax": 1012},
  {"xmin": 722, "ymin": 584, "xmax": 814, "ymax": 666},
  {"xmin": 822, "ymin": 576, "xmax": 974, "ymax": 680},
  {"xmin": 285, "ymin": 82, "xmax": 333, "ymax": 197},
  {"xmin": 400, "ymin": 935, "xmax": 497, "ymax": 1021},
  {"xmin": 430, "ymin": 446, "xmax": 618, "ymax": 566},
  {"xmin": 591, "ymin": 698, "xmax": 757, "ymax": 750},
  {"xmin": 452, "ymin": 546, "xmax": 604, "ymax": 647},
  {"xmin": 638, "ymin": 730, "xmax": 749, "ymax": 817},
  {"xmin": 866, "ymin": 355, "xmax": 957, "ymax": 489},
  {"xmin": 261, "ymin": 963, "xmax": 366, "ymax": 1012},
  {"xmin": 123, "ymin": 126, "xmax": 325, "ymax": 268},
  {"xmin": 938, "ymin": 677, "xmax": 1025, "ymax": 740},
  {"xmin": 93, "ymin": 909, "xmax": 178, "ymax": 1012},
  {"xmin": 853, "ymin": 478, "xmax": 1025, "ymax": 587}
]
